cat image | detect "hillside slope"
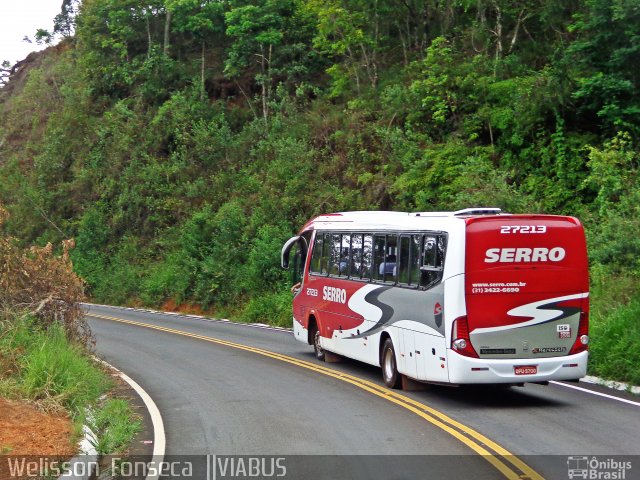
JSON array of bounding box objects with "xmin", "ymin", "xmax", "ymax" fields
[{"xmin": 0, "ymin": 0, "xmax": 638, "ymax": 381}]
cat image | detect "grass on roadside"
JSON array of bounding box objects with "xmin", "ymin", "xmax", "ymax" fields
[
  {"xmin": 87, "ymin": 398, "xmax": 142, "ymax": 455},
  {"xmin": 0, "ymin": 313, "xmax": 141, "ymax": 455},
  {"xmin": 239, "ymin": 290, "xmax": 292, "ymax": 327},
  {"xmin": 588, "ymin": 268, "xmax": 640, "ymax": 386},
  {"xmin": 589, "ymin": 298, "xmax": 640, "ymax": 385}
]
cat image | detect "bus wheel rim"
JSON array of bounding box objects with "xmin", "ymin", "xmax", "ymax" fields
[{"xmin": 384, "ymin": 348, "xmax": 394, "ymax": 380}]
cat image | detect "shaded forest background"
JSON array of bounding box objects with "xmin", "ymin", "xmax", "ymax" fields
[{"xmin": 1, "ymin": 0, "xmax": 639, "ymax": 380}]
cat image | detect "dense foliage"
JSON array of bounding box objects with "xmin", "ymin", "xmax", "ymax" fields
[{"xmin": 0, "ymin": 1, "xmax": 638, "ymax": 378}]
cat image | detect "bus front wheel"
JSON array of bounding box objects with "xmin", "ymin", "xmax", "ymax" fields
[{"xmin": 381, "ymin": 338, "xmax": 401, "ymax": 389}]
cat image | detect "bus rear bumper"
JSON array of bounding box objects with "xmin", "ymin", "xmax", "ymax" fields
[{"xmin": 447, "ymin": 350, "xmax": 588, "ymax": 384}]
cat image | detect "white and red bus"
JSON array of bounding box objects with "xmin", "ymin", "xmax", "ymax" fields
[{"xmin": 281, "ymin": 208, "xmax": 589, "ymax": 388}]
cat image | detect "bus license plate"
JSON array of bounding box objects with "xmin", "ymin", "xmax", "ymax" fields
[{"xmin": 514, "ymin": 365, "xmax": 537, "ymax": 375}]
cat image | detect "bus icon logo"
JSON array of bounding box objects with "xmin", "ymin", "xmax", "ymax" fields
[{"xmin": 567, "ymin": 456, "xmax": 589, "ymax": 479}]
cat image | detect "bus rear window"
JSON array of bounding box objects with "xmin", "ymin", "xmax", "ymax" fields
[{"xmin": 421, "ymin": 235, "xmax": 446, "ymax": 288}]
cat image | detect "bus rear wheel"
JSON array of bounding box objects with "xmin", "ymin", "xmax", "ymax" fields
[
  {"xmin": 313, "ymin": 328, "xmax": 325, "ymax": 362},
  {"xmin": 381, "ymin": 338, "xmax": 401, "ymax": 389}
]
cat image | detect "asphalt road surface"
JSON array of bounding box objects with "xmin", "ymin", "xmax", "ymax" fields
[{"xmin": 86, "ymin": 304, "xmax": 640, "ymax": 480}]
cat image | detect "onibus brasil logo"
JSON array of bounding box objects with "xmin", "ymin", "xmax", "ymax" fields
[{"xmin": 567, "ymin": 456, "xmax": 632, "ymax": 479}]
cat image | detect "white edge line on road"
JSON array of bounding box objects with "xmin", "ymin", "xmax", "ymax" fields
[
  {"xmin": 581, "ymin": 374, "xmax": 640, "ymax": 395},
  {"xmin": 94, "ymin": 357, "xmax": 166, "ymax": 480},
  {"xmin": 550, "ymin": 381, "xmax": 640, "ymax": 407},
  {"xmin": 82, "ymin": 302, "xmax": 292, "ymax": 334}
]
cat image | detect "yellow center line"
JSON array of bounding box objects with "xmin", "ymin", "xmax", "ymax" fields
[{"xmin": 88, "ymin": 313, "xmax": 544, "ymax": 480}]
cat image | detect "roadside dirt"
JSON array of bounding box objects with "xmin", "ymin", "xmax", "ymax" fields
[
  {"xmin": 0, "ymin": 397, "xmax": 76, "ymax": 479},
  {"xmin": 160, "ymin": 298, "xmax": 207, "ymax": 315},
  {"xmin": 0, "ymin": 397, "xmax": 75, "ymax": 456}
]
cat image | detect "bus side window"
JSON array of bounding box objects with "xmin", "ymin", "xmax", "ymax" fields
[
  {"xmin": 423, "ymin": 236, "xmax": 437, "ymax": 267},
  {"xmin": 329, "ymin": 234, "xmax": 341, "ymax": 275},
  {"xmin": 339, "ymin": 233, "xmax": 351, "ymax": 277},
  {"xmin": 383, "ymin": 235, "xmax": 398, "ymax": 283},
  {"xmin": 373, "ymin": 235, "xmax": 386, "ymax": 282},
  {"xmin": 362, "ymin": 234, "xmax": 373, "ymax": 280},
  {"xmin": 409, "ymin": 235, "xmax": 421, "ymax": 285},
  {"xmin": 299, "ymin": 230, "xmax": 312, "ymax": 278},
  {"xmin": 291, "ymin": 244, "xmax": 303, "ymax": 285},
  {"xmin": 350, "ymin": 234, "xmax": 363, "ymax": 279},
  {"xmin": 398, "ymin": 235, "xmax": 411, "ymax": 285},
  {"xmin": 421, "ymin": 235, "xmax": 445, "ymax": 288},
  {"xmin": 321, "ymin": 233, "xmax": 330, "ymax": 274},
  {"xmin": 310, "ymin": 233, "xmax": 324, "ymax": 274}
]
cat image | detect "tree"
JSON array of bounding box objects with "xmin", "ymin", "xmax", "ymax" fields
[
  {"xmin": 54, "ymin": 0, "xmax": 81, "ymax": 37},
  {"xmin": 0, "ymin": 61, "xmax": 11, "ymax": 87},
  {"xmin": 225, "ymin": 0, "xmax": 316, "ymax": 120},
  {"xmin": 306, "ymin": 0, "xmax": 380, "ymax": 95},
  {"xmin": 75, "ymin": 0, "xmax": 168, "ymax": 97},
  {"xmin": 34, "ymin": 29, "xmax": 54, "ymax": 45},
  {"xmin": 225, "ymin": 1, "xmax": 285, "ymax": 120},
  {"xmin": 567, "ymin": 0, "xmax": 640, "ymax": 135},
  {"xmin": 167, "ymin": 0, "xmax": 225, "ymax": 94}
]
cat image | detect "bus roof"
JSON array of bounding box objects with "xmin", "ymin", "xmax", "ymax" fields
[
  {"xmin": 299, "ymin": 209, "xmax": 579, "ymax": 233},
  {"xmin": 299, "ymin": 209, "xmax": 498, "ymax": 233}
]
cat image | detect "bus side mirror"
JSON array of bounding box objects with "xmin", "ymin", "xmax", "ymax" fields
[{"xmin": 281, "ymin": 236, "xmax": 301, "ymax": 269}]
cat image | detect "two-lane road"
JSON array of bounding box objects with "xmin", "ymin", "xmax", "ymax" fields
[{"xmin": 86, "ymin": 304, "xmax": 640, "ymax": 479}]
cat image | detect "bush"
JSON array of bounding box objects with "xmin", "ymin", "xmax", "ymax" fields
[
  {"xmin": 0, "ymin": 315, "xmax": 109, "ymax": 415},
  {"xmin": 140, "ymin": 253, "xmax": 191, "ymax": 306},
  {"xmin": 240, "ymin": 223, "xmax": 291, "ymax": 294},
  {"xmin": 240, "ymin": 290, "xmax": 292, "ymax": 328},
  {"xmin": 85, "ymin": 236, "xmax": 144, "ymax": 306},
  {"xmin": 181, "ymin": 201, "xmax": 248, "ymax": 307},
  {"xmin": 88, "ymin": 398, "xmax": 142, "ymax": 455},
  {"xmin": 392, "ymin": 142, "xmax": 535, "ymax": 212},
  {"xmin": 0, "ymin": 205, "xmax": 87, "ymax": 343},
  {"xmin": 0, "ymin": 313, "xmax": 141, "ymax": 454},
  {"xmin": 21, "ymin": 324, "xmax": 108, "ymax": 413},
  {"xmin": 589, "ymin": 298, "xmax": 640, "ymax": 385}
]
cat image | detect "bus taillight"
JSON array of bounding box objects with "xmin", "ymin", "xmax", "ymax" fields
[
  {"xmin": 451, "ymin": 316, "xmax": 479, "ymax": 358},
  {"xmin": 569, "ymin": 311, "xmax": 589, "ymax": 355}
]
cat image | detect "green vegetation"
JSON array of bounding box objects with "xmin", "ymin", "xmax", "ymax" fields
[
  {"xmin": 0, "ymin": 0, "xmax": 638, "ymax": 383},
  {"xmin": 588, "ymin": 267, "xmax": 640, "ymax": 385},
  {"xmin": 8, "ymin": 319, "xmax": 105, "ymax": 413},
  {"xmin": 590, "ymin": 299, "xmax": 640, "ymax": 385},
  {"xmin": 88, "ymin": 398, "xmax": 142, "ymax": 455},
  {"xmin": 0, "ymin": 314, "xmax": 140, "ymax": 454},
  {"xmin": 0, "ymin": 208, "xmax": 139, "ymax": 454}
]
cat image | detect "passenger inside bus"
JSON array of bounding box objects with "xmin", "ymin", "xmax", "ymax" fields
[
  {"xmin": 339, "ymin": 252, "xmax": 350, "ymax": 275},
  {"xmin": 379, "ymin": 254, "xmax": 397, "ymax": 276}
]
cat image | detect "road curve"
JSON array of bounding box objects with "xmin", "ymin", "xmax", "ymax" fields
[{"xmin": 86, "ymin": 304, "xmax": 640, "ymax": 480}]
